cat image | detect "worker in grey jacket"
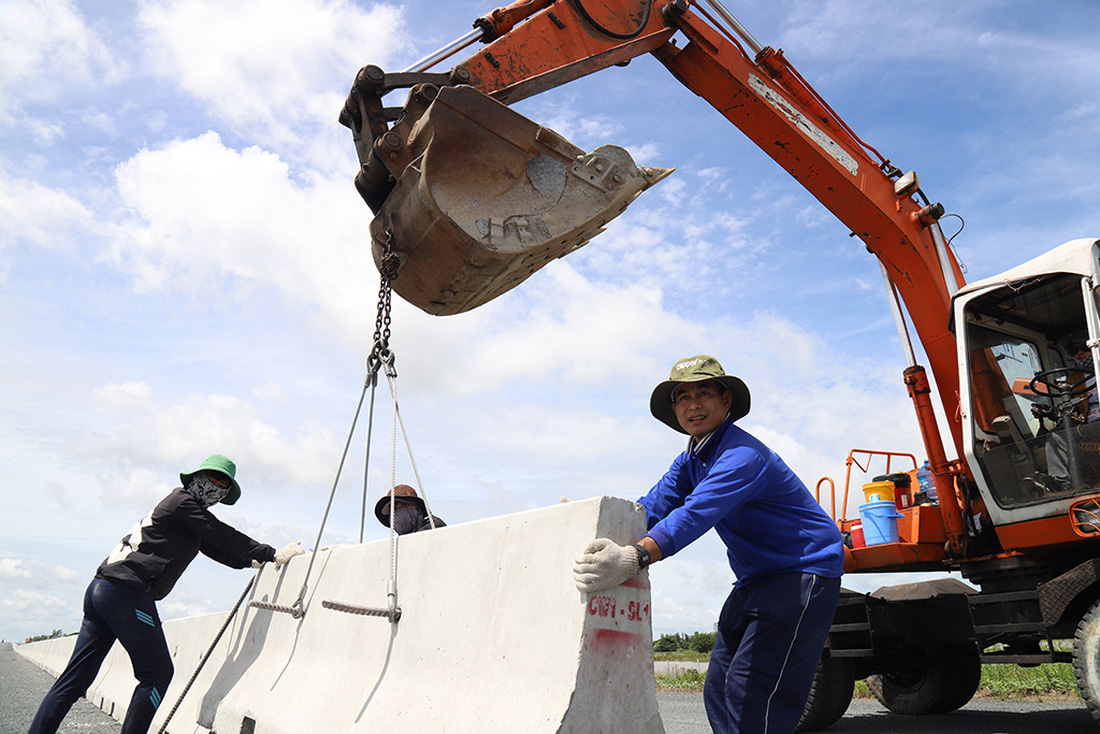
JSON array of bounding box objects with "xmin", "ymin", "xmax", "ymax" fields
[{"xmin": 28, "ymin": 454, "xmax": 303, "ymax": 734}]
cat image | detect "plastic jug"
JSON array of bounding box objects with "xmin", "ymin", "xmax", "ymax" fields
[{"xmin": 916, "ymin": 461, "xmax": 937, "ymax": 501}]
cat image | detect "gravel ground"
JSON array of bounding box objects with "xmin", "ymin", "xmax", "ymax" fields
[{"xmin": 0, "ymin": 643, "xmax": 122, "ymax": 734}]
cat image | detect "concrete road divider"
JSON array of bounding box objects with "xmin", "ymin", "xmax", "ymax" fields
[{"xmin": 17, "ymin": 496, "xmax": 664, "ymax": 733}]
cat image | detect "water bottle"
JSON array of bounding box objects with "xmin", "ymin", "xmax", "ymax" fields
[{"xmin": 917, "ymin": 461, "xmax": 937, "ymax": 500}]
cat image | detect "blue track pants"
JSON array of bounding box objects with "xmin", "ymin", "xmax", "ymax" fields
[
  {"xmin": 703, "ymin": 572, "xmax": 840, "ymax": 734},
  {"xmin": 28, "ymin": 577, "xmax": 173, "ymax": 734}
]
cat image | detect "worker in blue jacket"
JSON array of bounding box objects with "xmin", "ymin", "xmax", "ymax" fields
[
  {"xmin": 28, "ymin": 454, "xmax": 303, "ymax": 734},
  {"xmin": 574, "ymin": 355, "xmax": 844, "ymax": 734}
]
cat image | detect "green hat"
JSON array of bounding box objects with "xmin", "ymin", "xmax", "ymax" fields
[
  {"xmin": 650, "ymin": 355, "xmax": 750, "ymax": 434},
  {"xmin": 180, "ymin": 454, "xmax": 241, "ymax": 505}
]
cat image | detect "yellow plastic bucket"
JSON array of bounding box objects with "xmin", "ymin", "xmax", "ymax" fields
[{"xmin": 862, "ymin": 480, "xmax": 896, "ymax": 503}]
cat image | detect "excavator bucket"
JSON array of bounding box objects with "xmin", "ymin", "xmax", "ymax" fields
[{"xmin": 367, "ymin": 85, "xmax": 671, "ymax": 315}]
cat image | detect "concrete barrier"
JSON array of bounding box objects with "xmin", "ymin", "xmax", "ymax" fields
[{"xmin": 17, "ymin": 496, "xmax": 664, "ymax": 733}]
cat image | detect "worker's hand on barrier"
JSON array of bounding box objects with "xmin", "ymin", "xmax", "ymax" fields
[
  {"xmin": 274, "ymin": 541, "xmax": 305, "ymax": 569},
  {"xmin": 573, "ymin": 538, "xmax": 639, "ymax": 593}
]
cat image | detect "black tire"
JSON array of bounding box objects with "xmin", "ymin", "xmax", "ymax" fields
[
  {"xmin": 1073, "ymin": 596, "xmax": 1100, "ymax": 724},
  {"xmin": 795, "ymin": 653, "xmax": 855, "ymax": 732},
  {"xmin": 867, "ymin": 650, "xmax": 980, "ymax": 715}
]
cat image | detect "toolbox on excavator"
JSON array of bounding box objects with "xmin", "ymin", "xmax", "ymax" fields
[{"xmin": 349, "ymin": 83, "xmax": 670, "ymax": 315}]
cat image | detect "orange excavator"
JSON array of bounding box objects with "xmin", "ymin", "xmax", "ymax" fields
[{"xmin": 339, "ymin": 0, "xmax": 1100, "ymax": 727}]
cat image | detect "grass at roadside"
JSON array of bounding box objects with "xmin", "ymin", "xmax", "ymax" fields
[
  {"xmin": 654, "ymin": 655, "xmax": 1082, "ymax": 700},
  {"xmin": 979, "ymin": 662, "xmax": 1080, "ymax": 701},
  {"xmin": 656, "ymin": 667, "xmax": 707, "ymax": 691},
  {"xmin": 655, "ymin": 651, "xmax": 710, "ymax": 664}
]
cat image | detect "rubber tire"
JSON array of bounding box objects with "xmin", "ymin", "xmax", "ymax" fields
[
  {"xmin": 795, "ymin": 654, "xmax": 855, "ymax": 732},
  {"xmin": 867, "ymin": 651, "xmax": 980, "ymax": 715},
  {"xmin": 1073, "ymin": 596, "xmax": 1100, "ymax": 724}
]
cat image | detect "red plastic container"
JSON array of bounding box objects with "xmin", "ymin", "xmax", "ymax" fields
[{"xmin": 851, "ymin": 520, "xmax": 866, "ymax": 548}]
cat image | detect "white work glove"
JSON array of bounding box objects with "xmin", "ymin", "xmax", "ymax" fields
[
  {"xmin": 573, "ymin": 538, "xmax": 639, "ymax": 593},
  {"xmin": 274, "ymin": 541, "xmax": 305, "ymax": 569},
  {"xmin": 251, "ymin": 542, "xmax": 305, "ymax": 569}
]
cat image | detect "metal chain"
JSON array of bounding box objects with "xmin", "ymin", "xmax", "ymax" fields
[
  {"xmin": 248, "ymin": 234, "xmax": 402, "ymax": 622},
  {"xmin": 243, "ymin": 236, "xmax": 408, "ymax": 626},
  {"xmin": 369, "ymin": 229, "xmax": 400, "ymax": 373}
]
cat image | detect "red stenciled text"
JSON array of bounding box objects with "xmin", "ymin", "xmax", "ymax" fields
[{"xmin": 587, "ymin": 595, "xmax": 650, "ymax": 622}]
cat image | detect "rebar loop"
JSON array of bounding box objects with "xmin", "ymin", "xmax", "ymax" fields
[
  {"xmin": 248, "ymin": 599, "xmax": 305, "ymax": 618},
  {"xmin": 322, "ymin": 599, "xmax": 402, "ymax": 622}
]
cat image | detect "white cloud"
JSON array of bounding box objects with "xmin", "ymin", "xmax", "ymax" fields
[
  {"xmin": 781, "ymin": 0, "xmax": 978, "ymax": 64},
  {"xmin": 0, "ymin": 589, "xmax": 72, "ymax": 614},
  {"xmin": 138, "ymin": 0, "xmax": 408, "ymax": 147},
  {"xmin": 254, "ymin": 381, "xmax": 287, "ymax": 401},
  {"xmin": 0, "ymin": 558, "xmax": 81, "ymax": 586},
  {"xmin": 107, "ymin": 131, "xmax": 376, "ymax": 333},
  {"xmin": 109, "ymin": 468, "xmax": 174, "ymax": 508},
  {"xmin": 0, "ymin": 169, "xmax": 93, "ymax": 255},
  {"xmin": 25, "ymin": 119, "xmax": 65, "ymax": 146},
  {"xmin": 0, "ymin": 559, "xmax": 32, "ymax": 580},
  {"xmin": 92, "ymin": 381, "xmax": 155, "ymax": 412},
  {"xmin": 0, "ymin": 0, "xmax": 120, "ymax": 117},
  {"xmin": 81, "ymin": 386, "xmax": 342, "ymax": 509}
]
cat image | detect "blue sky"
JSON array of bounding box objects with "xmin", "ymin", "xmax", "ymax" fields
[{"xmin": 1, "ymin": 0, "xmax": 1098, "ymax": 644}]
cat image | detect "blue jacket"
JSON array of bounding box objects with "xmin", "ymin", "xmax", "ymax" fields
[{"xmin": 639, "ymin": 418, "xmax": 843, "ymax": 586}]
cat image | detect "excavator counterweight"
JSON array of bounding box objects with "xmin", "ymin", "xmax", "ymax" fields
[{"xmin": 364, "ymin": 84, "xmax": 670, "ymax": 315}]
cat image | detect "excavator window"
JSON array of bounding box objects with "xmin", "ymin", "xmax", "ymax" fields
[{"xmin": 964, "ymin": 273, "xmax": 1100, "ymax": 508}]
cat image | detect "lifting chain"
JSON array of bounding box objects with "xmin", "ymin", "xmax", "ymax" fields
[
  {"xmin": 248, "ymin": 230, "xmax": 406, "ymax": 624},
  {"xmin": 369, "ymin": 229, "xmax": 400, "ymax": 377}
]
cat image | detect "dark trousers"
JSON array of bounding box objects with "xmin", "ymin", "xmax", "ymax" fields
[
  {"xmin": 28, "ymin": 578, "xmax": 174, "ymax": 734},
  {"xmin": 703, "ymin": 572, "xmax": 840, "ymax": 734}
]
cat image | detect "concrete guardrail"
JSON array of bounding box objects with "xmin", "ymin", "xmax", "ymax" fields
[{"xmin": 17, "ymin": 496, "xmax": 664, "ymax": 733}]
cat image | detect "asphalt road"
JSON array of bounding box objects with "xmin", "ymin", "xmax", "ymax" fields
[
  {"xmin": 2, "ymin": 643, "xmax": 1094, "ymax": 733},
  {"xmin": 1, "ymin": 643, "xmax": 122, "ymax": 734},
  {"xmin": 655, "ymin": 690, "xmax": 1094, "ymax": 734}
]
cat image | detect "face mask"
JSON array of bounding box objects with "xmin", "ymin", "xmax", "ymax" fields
[
  {"xmin": 392, "ymin": 503, "xmax": 424, "ymax": 534},
  {"xmin": 186, "ymin": 473, "xmax": 230, "ymax": 508}
]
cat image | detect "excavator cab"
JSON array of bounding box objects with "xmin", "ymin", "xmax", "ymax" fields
[
  {"xmin": 339, "ymin": 68, "xmax": 671, "ymax": 315},
  {"xmin": 955, "ymin": 238, "xmax": 1100, "ymax": 535}
]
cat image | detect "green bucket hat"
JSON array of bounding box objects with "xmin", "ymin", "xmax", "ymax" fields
[
  {"xmin": 650, "ymin": 355, "xmax": 751, "ymax": 434},
  {"xmin": 180, "ymin": 454, "xmax": 241, "ymax": 505}
]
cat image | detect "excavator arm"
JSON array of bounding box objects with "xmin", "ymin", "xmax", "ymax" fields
[{"xmin": 339, "ymin": 0, "xmax": 971, "ymax": 510}]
